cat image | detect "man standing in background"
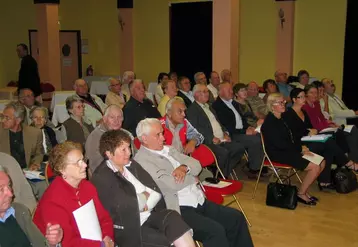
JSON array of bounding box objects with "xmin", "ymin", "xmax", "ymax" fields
[{"xmin": 17, "ymin": 43, "xmax": 42, "ymax": 101}]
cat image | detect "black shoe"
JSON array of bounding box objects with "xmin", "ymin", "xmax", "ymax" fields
[
  {"xmin": 318, "ymin": 183, "xmax": 336, "ymax": 191},
  {"xmin": 308, "ymin": 195, "xmax": 319, "ymax": 202},
  {"xmin": 297, "ymin": 195, "xmax": 317, "ymax": 206}
]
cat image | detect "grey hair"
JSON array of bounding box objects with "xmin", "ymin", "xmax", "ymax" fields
[
  {"xmin": 104, "ymin": 104, "xmax": 123, "ymax": 117},
  {"xmin": 122, "ymin": 71, "xmax": 135, "ymax": 82},
  {"xmin": 65, "ymin": 95, "xmax": 84, "ymax": 112},
  {"xmin": 29, "ymin": 106, "xmax": 49, "ymax": 121},
  {"xmin": 136, "ymin": 118, "xmax": 161, "ymax": 142},
  {"xmin": 4, "ymin": 101, "xmax": 26, "ymax": 121},
  {"xmin": 192, "ymin": 84, "xmax": 206, "ymax": 98},
  {"xmin": 129, "ymin": 79, "xmax": 144, "ymax": 92},
  {"xmin": 194, "ymin": 72, "xmax": 205, "ymax": 83},
  {"xmin": 165, "ymin": 97, "xmax": 185, "ymax": 114}
]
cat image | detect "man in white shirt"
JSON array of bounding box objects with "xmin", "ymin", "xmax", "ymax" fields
[
  {"xmin": 207, "ymin": 71, "xmax": 220, "ymax": 99},
  {"xmin": 177, "ymin": 76, "xmax": 195, "ymax": 108},
  {"xmin": 134, "ymin": 118, "xmax": 253, "ymax": 247},
  {"xmin": 322, "ymin": 78, "xmax": 358, "ymax": 125}
]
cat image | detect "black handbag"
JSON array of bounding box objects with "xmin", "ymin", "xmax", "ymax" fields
[
  {"xmin": 266, "ymin": 179, "xmax": 298, "ymax": 210},
  {"xmin": 332, "ymin": 167, "xmax": 357, "ymax": 194}
]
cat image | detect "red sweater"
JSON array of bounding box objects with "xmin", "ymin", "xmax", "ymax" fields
[
  {"xmin": 33, "ymin": 177, "xmax": 114, "ymax": 247},
  {"xmin": 302, "ymin": 101, "xmax": 329, "ymax": 131}
]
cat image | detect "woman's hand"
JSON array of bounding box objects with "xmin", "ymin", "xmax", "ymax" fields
[
  {"xmin": 308, "ymin": 129, "xmax": 317, "ymax": 136},
  {"xmin": 302, "ymin": 146, "xmax": 313, "ymax": 156},
  {"xmin": 103, "ymin": 236, "xmax": 114, "ymax": 247}
]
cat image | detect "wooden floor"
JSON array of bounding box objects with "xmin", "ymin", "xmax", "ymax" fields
[{"xmin": 225, "ymin": 170, "xmax": 358, "ymax": 247}]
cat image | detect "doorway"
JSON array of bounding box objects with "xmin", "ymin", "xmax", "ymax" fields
[
  {"xmin": 29, "ymin": 30, "xmax": 82, "ymax": 90},
  {"xmin": 169, "ymin": 1, "xmax": 213, "ymax": 83}
]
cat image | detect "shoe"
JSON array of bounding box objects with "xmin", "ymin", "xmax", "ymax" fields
[
  {"xmin": 297, "ymin": 195, "xmax": 317, "ymax": 206},
  {"xmin": 308, "ymin": 195, "xmax": 319, "ymax": 202},
  {"xmin": 318, "ymin": 183, "xmax": 336, "ymax": 191}
]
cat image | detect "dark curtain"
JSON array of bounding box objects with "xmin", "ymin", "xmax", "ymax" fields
[{"xmin": 170, "ymin": 2, "xmax": 212, "ymax": 83}]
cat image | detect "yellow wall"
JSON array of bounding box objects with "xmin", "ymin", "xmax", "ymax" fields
[
  {"xmin": 238, "ymin": 0, "xmax": 276, "ymax": 85},
  {"xmin": 294, "ymin": 0, "xmax": 347, "ymax": 96}
]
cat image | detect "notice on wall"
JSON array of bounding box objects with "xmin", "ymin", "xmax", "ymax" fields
[
  {"xmin": 81, "ymin": 39, "xmax": 89, "ymax": 54},
  {"xmin": 63, "ymin": 58, "xmax": 73, "ymax": 67}
]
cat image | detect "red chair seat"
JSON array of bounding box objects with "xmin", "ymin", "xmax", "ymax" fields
[
  {"xmin": 134, "ymin": 138, "xmax": 141, "ymax": 149},
  {"xmin": 191, "ymin": 145, "xmax": 215, "ymax": 167},
  {"xmin": 203, "ymin": 179, "xmax": 243, "ymax": 196},
  {"xmin": 263, "ymin": 159, "xmax": 292, "ymax": 168},
  {"xmin": 204, "ymin": 191, "xmax": 224, "ymax": 204}
]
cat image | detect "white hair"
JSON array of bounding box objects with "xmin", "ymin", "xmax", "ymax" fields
[
  {"xmin": 194, "ymin": 72, "xmax": 205, "ymax": 83},
  {"xmin": 192, "ymin": 84, "xmax": 206, "ymax": 99},
  {"xmin": 104, "ymin": 104, "xmax": 123, "ymax": 117},
  {"xmin": 165, "ymin": 97, "xmax": 184, "ymax": 114},
  {"xmin": 136, "ymin": 118, "xmax": 161, "ymax": 142},
  {"xmin": 5, "ymin": 101, "xmax": 26, "ymax": 121},
  {"xmin": 122, "ymin": 71, "xmax": 135, "ymax": 82}
]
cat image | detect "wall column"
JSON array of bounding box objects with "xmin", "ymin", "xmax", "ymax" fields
[
  {"xmin": 275, "ymin": 0, "xmax": 296, "ymax": 75},
  {"xmin": 212, "ymin": 0, "xmax": 239, "ymax": 82},
  {"xmin": 118, "ymin": 0, "xmax": 134, "ymax": 76},
  {"xmin": 35, "ymin": 0, "xmax": 61, "ymax": 89}
]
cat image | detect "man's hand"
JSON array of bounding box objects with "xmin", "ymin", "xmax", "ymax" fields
[
  {"xmin": 308, "ymin": 129, "xmax": 318, "ymax": 136},
  {"xmin": 46, "ymin": 223, "xmax": 63, "ymax": 247},
  {"xmin": 29, "ymin": 163, "xmax": 40, "ymax": 171},
  {"xmin": 256, "ymin": 118, "xmax": 264, "ymax": 126},
  {"xmin": 223, "ymin": 134, "xmax": 231, "ymax": 142},
  {"xmin": 213, "ymin": 137, "xmax": 221, "ymax": 144},
  {"xmin": 172, "ymin": 165, "xmax": 187, "ymax": 183},
  {"xmin": 103, "ymin": 236, "xmax": 114, "ymax": 247},
  {"xmin": 184, "ymin": 140, "xmax": 197, "ymax": 155}
]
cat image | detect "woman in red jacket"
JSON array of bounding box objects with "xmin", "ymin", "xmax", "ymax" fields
[{"xmin": 33, "ymin": 141, "xmax": 114, "ymax": 247}]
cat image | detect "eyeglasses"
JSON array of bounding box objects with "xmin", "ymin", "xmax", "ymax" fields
[
  {"xmin": 0, "ymin": 115, "xmax": 13, "ymax": 122},
  {"xmin": 66, "ymin": 157, "xmax": 88, "ymax": 167},
  {"xmin": 296, "ymin": 96, "xmax": 305, "ymax": 99},
  {"xmin": 32, "ymin": 116, "xmax": 46, "ymax": 120},
  {"xmin": 273, "ymin": 100, "xmax": 286, "ymax": 106}
]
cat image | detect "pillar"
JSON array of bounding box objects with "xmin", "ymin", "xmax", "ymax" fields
[
  {"xmin": 118, "ymin": 0, "xmax": 134, "ymax": 76},
  {"xmin": 275, "ymin": 0, "xmax": 296, "ymax": 75},
  {"xmin": 35, "ymin": 0, "xmax": 62, "ymax": 90},
  {"xmin": 212, "ymin": 0, "xmax": 240, "ymax": 82}
]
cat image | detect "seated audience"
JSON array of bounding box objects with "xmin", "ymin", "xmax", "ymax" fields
[
  {"xmin": 233, "ymin": 83, "xmax": 262, "ymax": 127},
  {"xmin": 18, "ymin": 88, "xmax": 41, "ymax": 125},
  {"xmin": 155, "ymin": 72, "xmax": 170, "ymax": 103},
  {"xmin": 92, "ymin": 130, "xmax": 195, "ymax": 247},
  {"xmin": 322, "ymin": 78, "xmax": 358, "ymax": 125},
  {"xmin": 220, "ymin": 69, "xmax": 232, "ymax": 84},
  {"xmin": 61, "ymin": 95, "xmax": 94, "ymax": 148},
  {"xmin": 303, "ymin": 84, "xmax": 358, "ymax": 167},
  {"xmin": 33, "ymin": 141, "xmax": 115, "ymax": 247},
  {"xmin": 213, "ymin": 82, "xmax": 265, "ymax": 179},
  {"xmin": 274, "ymin": 70, "xmax": 292, "ymax": 106},
  {"xmin": 177, "ymin": 76, "xmax": 194, "ymax": 108},
  {"xmin": 194, "ymin": 72, "xmax": 215, "ymax": 104},
  {"xmin": 123, "ymin": 79, "xmax": 161, "ymax": 136},
  {"xmin": 121, "ymin": 70, "xmax": 135, "ymax": 96},
  {"xmin": 207, "ymin": 71, "xmax": 221, "ymax": 99},
  {"xmin": 246, "ymin": 81, "xmax": 268, "ymax": 118},
  {"xmin": 0, "ymin": 164, "xmax": 63, "ymax": 247},
  {"xmin": 74, "ymin": 79, "xmax": 107, "ymax": 127},
  {"xmin": 158, "ymin": 80, "xmax": 179, "ymax": 116},
  {"xmin": 134, "ymin": 118, "xmax": 254, "ymax": 247},
  {"xmin": 261, "ymin": 93, "xmax": 325, "ymax": 205},
  {"xmin": 105, "ymin": 77, "xmax": 128, "ymax": 108},
  {"xmin": 30, "ymin": 106, "xmax": 58, "ymax": 161},
  {"xmin": 85, "ymin": 104, "xmax": 134, "ymax": 172},
  {"xmin": 291, "ymin": 70, "xmax": 310, "ymax": 89},
  {"xmin": 262, "ymin": 79, "xmax": 279, "ymax": 103},
  {"xmin": 169, "ymin": 71, "xmax": 178, "ymax": 84},
  {"xmin": 186, "ymin": 84, "xmax": 245, "ymax": 177},
  {"xmin": 312, "ymin": 81, "xmax": 331, "ymax": 120}
]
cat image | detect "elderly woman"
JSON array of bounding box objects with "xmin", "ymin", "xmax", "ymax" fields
[
  {"xmin": 292, "ymin": 70, "xmax": 310, "ymax": 89},
  {"xmin": 91, "ymin": 130, "xmax": 195, "ymax": 247},
  {"xmin": 157, "ymin": 80, "xmax": 179, "ymax": 116},
  {"xmin": 155, "ymin": 72, "xmax": 170, "ymax": 103},
  {"xmin": 262, "ymin": 79, "xmax": 279, "ymax": 103},
  {"xmin": 61, "ymin": 95, "xmax": 94, "ymax": 147},
  {"xmin": 261, "ymin": 93, "xmax": 325, "ymax": 205},
  {"xmin": 30, "ymin": 106, "xmax": 58, "ymax": 160},
  {"xmin": 33, "ymin": 141, "xmax": 114, "ymax": 247}
]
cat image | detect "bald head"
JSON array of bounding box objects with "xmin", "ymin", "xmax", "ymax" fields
[
  {"xmin": 219, "ymin": 82, "xmax": 233, "ymax": 100},
  {"xmin": 220, "ymin": 69, "xmax": 231, "ymax": 82},
  {"xmin": 274, "ymin": 70, "xmax": 287, "ymax": 83},
  {"xmin": 74, "ymin": 79, "xmax": 89, "ymax": 96},
  {"xmin": 247, "ymin": 81, "xmax": 259, "ymax": 97}
]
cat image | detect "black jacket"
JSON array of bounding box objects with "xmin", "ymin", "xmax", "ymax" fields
[
  {"xmin": 18, "ymin": 55, "xmax": 42, "ymax": 96},
  {"xmin": 212, "ymin": 97, "xmax": 249, "ymax": 136},
  {"xmin": 91, "ymin": 160, "xmax": 167, "ymax": 247},
  {"xmin": 186, "ymin": 101, "xmax": 227, "ymax": 145},
  {"xmin": 177, "ymin": 90, "xmax": 193, "ymax": 108}
]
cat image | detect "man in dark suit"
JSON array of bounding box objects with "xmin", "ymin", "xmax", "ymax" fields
[
  {"xmin": 122, "ymin": 79, "xmax": 161, "ymax": 136},
  {"xmin": 186, "ymin": 84, "xmax": 245, "ymax": 177},
  {"xmin": 212, "ymin": 82, "xmax": 265, "ymax": 178},
  {"xmin": 177, "ymin": 76, "xmax": 194, "ymax": 108},
  {"xmin": 17, "ymin": 44, "xmax": 42, "ymax": 98}
]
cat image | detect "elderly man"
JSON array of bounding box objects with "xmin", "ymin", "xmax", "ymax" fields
[
  {"xmin": 134, "ymin": 118, "xmax": 253, "ymax": 247},
  {"xmin": 220, "ymin": 69, "xmax": 232, "ymax": 83},
  {"xmin": 157, "ymin": 80, "xmax": 178, "ymax": 116},
  {"xmin": 123, "ymin": 79, "xmax": 161, "ymax": 136},
  {"xmin": 74, "ymin": 78, "xmax": 107, "ymax": 127},
  {"xmin": 186, "ymin": 84, "xmax": 245, "ymax": 177},
  {"xmin": 246, "ymin": 81, "xmax": 268, "ymax": 119},
  {"xmin": 121, "ymin": 70, "xmax": 136, "ymax": 96},
  {"xmin": 85, "ymin": 104, "xmax": 134, "ymax": 172},
  {"xmin": 177, "ymin": 76, "xmax": 194, "ymax": 108},
  {"xmin": 208, "ymin": 71, "xmax": 220, "ymax": 99},
  {"xmin": 0, "ymin": 101, "xmax": 47, "ymax": 199},
  {"xmin": 0, "ymin": 164, "xmax": 63, "ymax": 247},
  {"xmin": 194, "ymin": 72, "xmax": 215, "ymax": 104},
  {"xmin": 213, "ymin": 82, "xmax": 266, "ymax": 179},
  {"xmin": 274, "ymin": 70, "xmax": 292, "ymax": 105},
  {"xmin": 322, "ymin": 78, "xmax": 358, "ymax": 125},
  {"xmin": 105, "ymin": 78, "xmax": 128, "ymax": 108},
  {"xmin": 18, "ymin": 88, "xmax": 41, "ymax": 125}
]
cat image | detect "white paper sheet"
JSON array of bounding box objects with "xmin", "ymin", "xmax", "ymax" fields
[
  {"xmin": 302, "ymin": 152, "xmax": 324, "ymax": 166},
  {"xmin": 202, "ymin": 181, "xmax": 232, "ymax": 188},
  {"xmin": 319, "ymin": 127, "xmax": 338, "ymax": 133},
  {"xmin": 23, "ymin": 170, "xmax": 45, "ymax": 180},
  {"xmin": 344, "ymin": 125, "xmax": 354, "ymax": 133},
  {"xmin": 301, "ymin": 134, "xmax": 332, "ymax": 142},
  {"xmin": 73, "ymin": 199, "xmax": 102, "ymax": 241}
]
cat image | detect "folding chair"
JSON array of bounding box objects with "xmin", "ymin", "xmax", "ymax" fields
[
  {"xmin": 252, "ymin": 133, "xmax": 303, "ymax": 199},
  {"xmin": 199, "ymin": 145, "xmax": 252, "ymax": 227}
]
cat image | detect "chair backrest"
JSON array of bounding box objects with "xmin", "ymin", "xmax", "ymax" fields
[
  {"xmin": 134, "ymin": 137, "xmax": 141, "ymax": 149},
  {"xmin": 148, "ymin": 82, "xmax": 158, "ymax": 95},
  {"xmin": 45, "ymin": 162, "xmax": 55, "ymax": 185},
  {"xmin": 191, "ymin": 144, "xmax": 215, "ymax": 168}
]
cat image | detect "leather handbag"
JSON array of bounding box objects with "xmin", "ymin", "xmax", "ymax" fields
[
  {"xmin": 332, "ymin": 167, "xmax": 357, "ymax": 194},
  {"xmin": 266, "ymin": 180, "xmax": 298, "ymax": 210}
]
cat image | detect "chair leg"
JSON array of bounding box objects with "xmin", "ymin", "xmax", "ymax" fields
[
  {"xmin": 252, "ymin": 163, "xmax": 264, "ymax": 199},
  {"xmin": 270, "ymin": 165, "xmax": 284, "ymax": 184},
  {"xmin": 195, "ymin": 241, "xmax": 201, "ymax": 247},
  {"xmin": 232, "ymin": 194, "xmax": 252, "ymax": 227},
  {"xmin": 232, "ymin": 169, "xmax": 239, "ymax": 180},
  {"xmin": 293, "ymin": 169, "xmax": 303, "ymax": 183}
]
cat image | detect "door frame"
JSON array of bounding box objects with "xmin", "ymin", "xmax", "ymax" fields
[{"xmin": 28, "ymin": 29, "xmax": 83, "ymax": 78}]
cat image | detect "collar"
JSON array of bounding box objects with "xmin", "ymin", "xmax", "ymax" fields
[
  {"xmin": 166, "ymin": 117, "xmax": 184, "ymax": 131},
  {"xmin": 143, "ymin": 145, "xmax": 170, "ymax": 156},
  {"xmin": 0, "ymin": 207, "xmax": 15, "ymax": 223},
  {"xmin": 56, "ymin": 176, "xmax": 85, "ymax": 198},
  {"xmin": 196, "ymin": 101, "xmax": 209, "ymax": 108},
  {"xmin": 220, "ymin": 97, "xmax": 233, "ymax": 104},
  {"xmin": 70, "ymin": 115, "xmax": 83, "ymax": 124},
  {"xmin": 180, "ymin": 90, "xmax": 192, "ymax": 95},
  {"xmin": 106, "ymin": 160, "xmax": 131, "ymax": 173}
]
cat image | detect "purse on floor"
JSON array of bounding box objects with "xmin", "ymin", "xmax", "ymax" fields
[{"xmin": 266, "ymin": 179, "xmax": 298, "ymax": 210}]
